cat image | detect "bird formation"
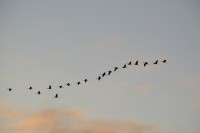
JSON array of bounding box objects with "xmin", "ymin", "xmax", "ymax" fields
[{"xmin": 6, "ymin": 59, "xmax": 167, "ymax": 98}]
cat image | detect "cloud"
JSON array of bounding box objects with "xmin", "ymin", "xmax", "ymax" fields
[
  {"xmin": 1, "ymin": 102, "xmax": 165, "ymax": 133},
  {"xmin": 177, "ymin": 76, "xmax": 200, "ymax": 87},
  {"xmin": 135, "ymin": 85, "xmax": 152, "ymax": 94}
]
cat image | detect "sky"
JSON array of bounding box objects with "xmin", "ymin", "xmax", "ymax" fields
[{"xmin": 0, "ymin": 0, "xmax": 200, "ymax": 133}]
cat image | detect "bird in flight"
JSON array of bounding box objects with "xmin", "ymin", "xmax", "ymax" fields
[
  {"xmin": 28, "ymin": 86, "xmax": 32, "ymax": 90},
  {"xmin": 122, "ymin": 64, "xmax": 127, "ymax": 68},
  {"xmin": 153, "ymin": 60, "xmax": 158, "ymax": 64},
  {"xmin": 134, "ymin": 60, "xmax": 139, "ymax": 65},
  {"xmin": 101, "ymin": 72, "xmax": 106, "ymax": 77},
  {"xmin": 47, "ymin": 85, "xmax": 52, "ymax": 90},
  {"xmin": 143, "ymin": 62, "xmax": 149, "ymax": 67},
  {"xmin": 113, "ymin": 67, "xmax": 118, "ymax": 71},
  {"xmin": 128, "ymin": 61, "xmax": 132, "ymax": 65},
  {"xmin": 97, "ymin": 76, "xmax": 101, "ymax": 81},
  {"xmin": 8, "ymin": 88, "xmax": 12, "ymax": 91},
  {"xmin": 54, "ymin": 94, "xmax": 58, "ymax": 98},
  {"xmin": 162, "ymin": 59, "xmax": 167, "ymax": 63},
  {"xmin": 107, "ymin": 70, "xmax": 112, "ymax": 75},
  {"xmin": 83, "ymin": 79, "xmax": 88, "ymax": 83},
  {"xmin": 76, "ymin": 82, "xmax": 81, "ymax": 85},
  {"xmin": 58, "ymin": 85, "xmax": 63, "ymax": 89},
  {"xmin": 36, "ymin": 91, "xmax": 41, "ymax": 95},
  {"xmin": 65, "ymin": 83, "xmax": 71, "ymax": 86}
]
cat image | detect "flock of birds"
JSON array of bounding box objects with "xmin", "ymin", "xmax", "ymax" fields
[{"xmin": 7, "ymin": 59, "xmax": 167, "ymax": 98}]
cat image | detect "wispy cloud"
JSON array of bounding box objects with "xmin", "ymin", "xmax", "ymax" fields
[{"xmin": 0, "ymin": 102, "xmax": 165, "ymax": 133}]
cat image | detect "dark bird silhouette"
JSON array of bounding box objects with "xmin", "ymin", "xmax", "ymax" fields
[
  {"xmin": 128, "ymin": 61, "xmax": 132, "ymax": 65},
  {"xmin": 161, "ymin": 59, "xmax": 167, "ymax": 63},
  {"xmin": 54, "ymin": 94, "xmax": 58, "ymax": 98},
  {"xmin": 122, "ymin": 64, "xmax": 127, "ymax": 68},
  {"xmin": 65, "ymin": 83, "xmax": 71, "ymax": 86},
  {"xmin": 28, "ymin": 86, "xmax": 32, "ymax": 90},
  {"xmin": 153, "ymin": 60, "xmax": 158, "ymax": 64},
  {"xmin": 47, "ymin": 85, "xmax": 52, "ymax": 90},
  {"xmin": 97, "ymin": 76, "xmax": 101, "ymax": 81},
  {"xmin": 83, "ymin": 79, "xmax": 88, "ymax": 83},
  {"xmin": 143, "ymin": 62, "xmax": 149, "ymax": 67},
  {"xmin": 134, "ymin": 60, "xmax": 139, "ymax": 65},
  {"xmin": 36, "ymin": 91, "xmax": 41, "ymax": 95},
  {"xmin": 58, "ymin": 85, "xmax": 63, "ymax": 89},
  {"xmin": 76, "ymin": 82, "xmax": 81, "ymax": 85},
  {"xmin": 101, "ymin": 72, "xmax": 106, "ymax": 77},
  {"xmin": 107, "ymin": 70, "xmax": 112, "ymax": 75},
  {"xmin": 8, "ymin": 88, "xmax": 12, "ymax": 91},
  {"xmin": 113, "ymin": 67, "xmax": 118, "ymax": 71}
]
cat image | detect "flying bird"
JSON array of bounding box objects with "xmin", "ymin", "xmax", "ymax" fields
[
  {"xmin": 161, "ymin": 59, "xmax": 167, "ymax": 63},
  {"xmin": 128, "ymin": 61, "xmax": 132, "ymax": 65},
  {"xmin": 65, "ymin": 83, "xmax": 71, "ymax": 86},
  {"xmin": 122, "ymin": 64, "xmax": 127, "ymax": 68},
  {"xmin": 153, "ymin": 60, "xmax": 158, "ymax": 64},
  {"xmin": 47, "ymin": 85, "xmax": 52, "ymax": 90},
  {"xmin": 107, "ymin": 70, "xmax": 112, "ymax": 75},
  {"xmin": 36, "ymin": 91, "xmax": 41, "ymax": 95},
  {"xmin": 8, "ymin": 88, "xmax": 12, "ymax": 91},
  {"xmin": 54, "ymin": 94, "xmax": 58, "ymax": 98},
  {"xmin": 113, "ymin": 67, "xmax": 118, "ymax": 71},
  {"xmin": 101, "ymin": 72, "xmax": 106, "ymax": 77},
  {"xmin": 58, "ymin": 85, "xmax": 63, "ymax": 89},
  {"xmin": 76, "ymin": 82, "xmax": 81, "ymax": 85},
  {"xmin": 143, "ymin": 62, "xmax": 149, "ymax": 67},
  {"xmin": 83, "ymin": 79, "xmax": 88, "ymax": 83},
  {"xmin": 28, "ymin": 86, "xmax": 32, "ymax": 90},
  {"xmin": 97, "ymin": 76, "xmax": 101, "ymax": 81},
  {"xmin": 134, "ymin": 60, "xmax": 139, "ymax": 65}
]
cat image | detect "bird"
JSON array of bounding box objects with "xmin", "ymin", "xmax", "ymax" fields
[
  {"xmin": 54, "ymin": 94, "xmax": 58, "ymax": 98},
  {"xmin": 153, "ymin": 60, "xmax": 158, "ymax": 64},
  {"xmin": 58, "ymin": 85, "xmax": 63, "ymax": 89},
  {"xmin": 128, "ymin": 61, "xmax": 132, "ymax": 65},
  {"xmin": 113, "ymin": 67, "xmax": 118, "ymax": 71},
  {"xmin": 47, "ymin": 85, "xmax": 52, "ymax": 90},
  {"xmin": 8, "ymin": 88, "xmax": 12, "ymax": 91},
  {"xmin": 65, "ymin": 83, "xmax": 71, "ymax": 86},
  {"xmin": 134, "ymin": 60, "xmax": 139, "ymax": 65},
  {"xmin": 143, "ymin": 62, "xmax": 149, "ymax": 67},
  {"xmin": 122, "ymin": 64, "xmax": 127, "ymax": 68},
  {"xmin": 107, "ymin": 70, "xmax": 112, "ymax": 75},
  {"xmin": 76, "ymin": 82, "xmax": 81, "ymax": 85},
  {"xmin": 36, "ymin": 91, "xmax": 41, "ymax": 95},
  {"xmin": 83, "ymin": 79, "xmax": 88, "ymax": 83},
  {"xmin": 101, "ymin": 72, "xmax": 106, "ymax": 77},
  {"xmin": 161, "ymin": 59, "xmax": 167, "ymax": 63},
  {"xmin": 28, "ymin": 86, "xmax": 32, "ymax": 90},
  {"xmin": 97, "ymin": 76, "xmax": 101, "ymax": 81}
]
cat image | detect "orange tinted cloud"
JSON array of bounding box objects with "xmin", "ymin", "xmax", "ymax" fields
[{"xmin": 1, "ymin": 103, "xmax": 164, "ymax": 133}]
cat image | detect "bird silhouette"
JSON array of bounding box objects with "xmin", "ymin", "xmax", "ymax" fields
[
  {"xmin": 101, "ymin": 72, "xmax": 106, "ymax": 77},
  {"xmin": 153, "ymin": 60, "xmax": 158, "ymax": 64},
  {"xmin": 97, "ymin": 76, "xmax": 101, "ymax": 81},
  {"xmin": 8, "ymin": 88, "xmax": 12, "ymax": 91},
  {"xmin": 128, "ymin": 61, "xmax": 132, "ymax": 65},
  {"xmin": 134, "ymin": 60, "xmax": 139, "ymax": 65},
  {"xmin": 143, "ymin": 62, "xmax": 149, "ymax": 67},
  {"xmin": 58, "ymin": 85, "xmax": 63, "ymax": 88},
  {"xmin": 83, "ymin": 79, "xmax": 88, "ymax": 83},
  {"xmin": 54, "ymin": 94, "xmax": 58, "ymax": 98},
  {"xmin": 47, "ymin": 85, "xmax": 52, "ymax": 90},
  {"xmin": 122, "ymin": 64, "xmax": 127, "ymax": 68},
  {"xmin": 76, "ymin": 82, "xmax": 81, "ymax": 85},
  {"xmin": 28, "ymin": 86, "xmax": 32, "ymax": 90},
  {"xmin": 36, "ymin": 91, "xmax": 41, "ymax": 95},
  {"xmin": 107, "ymin": 70, "xmax": 112, "ymax": 75},
  {"xmin": 65, "ymin": 83, "xmax": 71, "ymax": 86},
  {"xmin": 161, "ymin": 59, "xmax": 167, "ymax": 63},
  {"xmin": 113, "ymin": 67, "xmax": 118, "ymax": 71}
]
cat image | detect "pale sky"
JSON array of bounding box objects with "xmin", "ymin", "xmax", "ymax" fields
[{"xmin": 0, "ymin": 0, "xmax": 200, "ymax": 133}]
